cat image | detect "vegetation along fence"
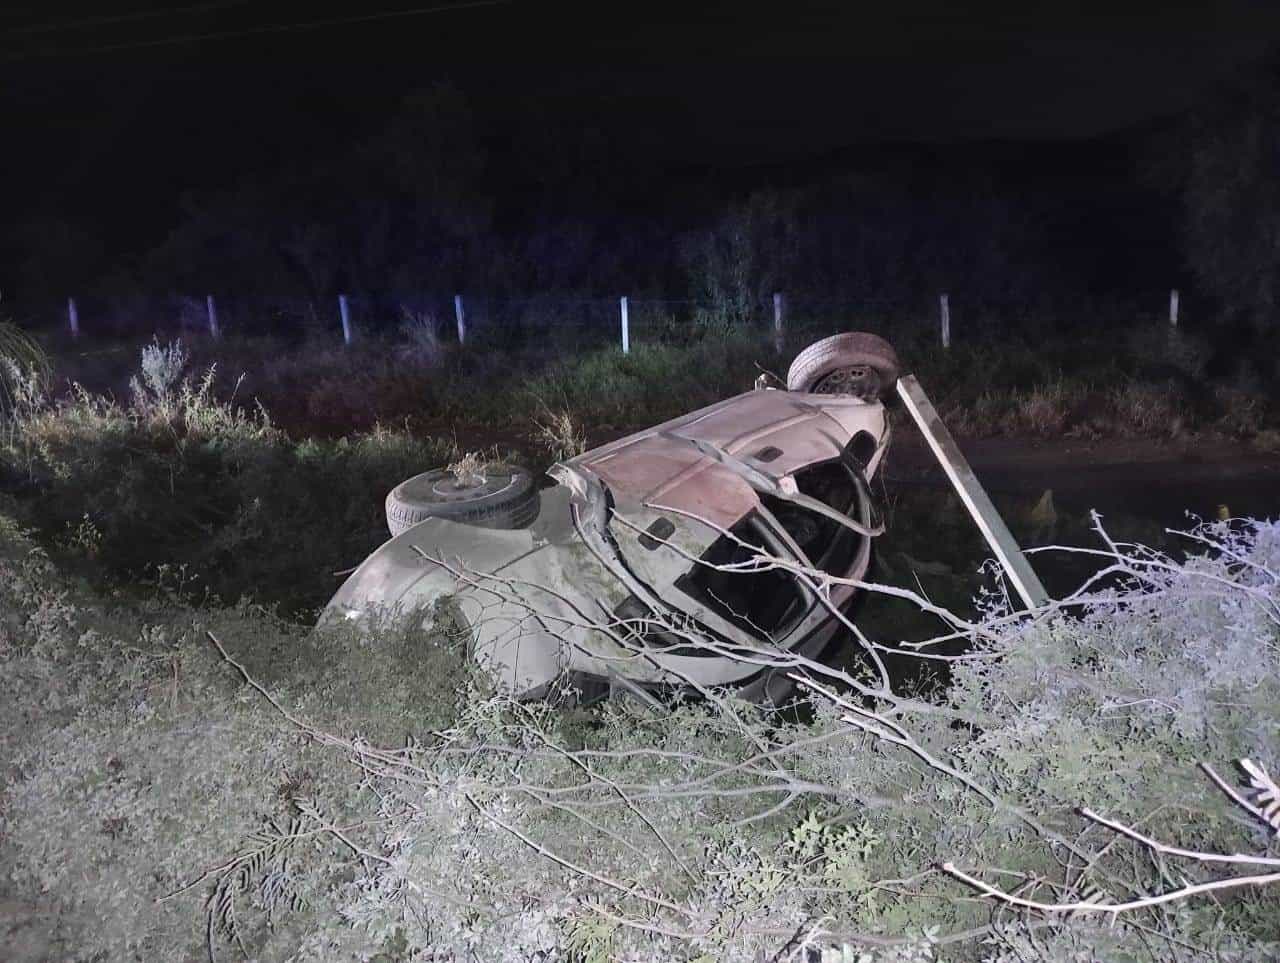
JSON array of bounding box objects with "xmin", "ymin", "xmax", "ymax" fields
[{"xmin": 40, "ymin": 287, "xmax": 1190, "ymax": 354}]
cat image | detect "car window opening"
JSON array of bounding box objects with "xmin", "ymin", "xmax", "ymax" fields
[
  {"xmin": 674, "ymin": 514, "xmax": 808, "ymax": 641},
  {"xmin": 761, "ymin": 458, "xmax": 867, "ymax": 580}
]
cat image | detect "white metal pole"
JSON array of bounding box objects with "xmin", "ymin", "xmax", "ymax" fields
[
  {"xmin": 454, "ymin": 294, "xmax": 467, "ymax": 345},
  {"xmin": 940, "ymin": 293, "xmax": 951, "ymax": 349},
  {"xmin": 338, "ymin": 294, "xmax": 352, "ymax": 345},
  {"xmin": 772, "ymin": 291, "xmax": 784, "ymax": 350},
  {"xmin": 1169, "ymin": 289, "xmax": 1179, "ymax": 327},
  {"xmin": 67, "ymin": 297, "xmax": 80, "ymax": 339},
  {"xmin": 620, "ymin": 296, "xmax": 630, "ymax": 354},
  {"xmin": 897, "ymin": 374, "xmax": 1050, "ymax": 610},
  {"xmin": 206, "ymin": 294, "xmax": 220, "ymax": 340}
]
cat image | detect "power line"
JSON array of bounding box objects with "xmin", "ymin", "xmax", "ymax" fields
[{"xmin": 0, "ymin": 0, "xmax": 514, "ymax": 62}]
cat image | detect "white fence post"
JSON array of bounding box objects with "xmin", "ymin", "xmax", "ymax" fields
[
  {"xmin": 67, "ymin": 297, "xmax": 80, "ymax": 339},
  {"xmin": 454, "ymin": 294, "xmax": 467, "ymax": 345},
  {"xmin": 338, "ymin": 294, "xmax": 352, "ymax": 345},
  {"xmin": 940, "ymin": 293, "xmax": 951, "ymax": 349},
  {"xmin": 620, "ymin": 296, "xmax": 630, "ymax": 354},
  {"xmin": 772, "ymin": 292, "xmax": 785, "ymax": 350},
  {"xmin": 1169, "ymin": 289, "xmax": 1179, "ymax": 327},
  {"xmin": 206, "ymin": 294, "xmax": 221, "ymax": 340}
]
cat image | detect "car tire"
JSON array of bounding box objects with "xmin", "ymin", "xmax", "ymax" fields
[
  {"xmin": 385, "ymin": 464, "xmax": 538, "ymax": 536},
  {"xmin": 786, "ymin": 332, "xmax": 901, "ymax": 400}
]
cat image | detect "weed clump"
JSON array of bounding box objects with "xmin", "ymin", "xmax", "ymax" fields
[
  {"xmin": 0, "ymin": 317, "xmax": 50, "ymax": 421},
  {"xmin": 533, "ymin": 405, "xmax": 588, "ymax": 461}
]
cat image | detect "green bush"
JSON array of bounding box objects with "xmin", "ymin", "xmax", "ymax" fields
[{"xmin": 521, "ymin": 334, "xmax": 781, "ymax": 429}]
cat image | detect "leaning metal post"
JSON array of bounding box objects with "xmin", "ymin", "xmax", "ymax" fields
[{"xmin": 896, "ymin": 374, "xmax": 1050, "ymax": 610}]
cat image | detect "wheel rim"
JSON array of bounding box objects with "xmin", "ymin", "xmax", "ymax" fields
[
  {"xmin": 404, "ymin": 468, "xmax": 522, "ymax": 503},
  {"xmin": 812, "ymin": 365, "xmax": 881, "ymax": 400}
]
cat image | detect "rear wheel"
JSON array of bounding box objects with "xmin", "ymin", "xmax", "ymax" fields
[
  {"xmin": 385, "ymin": 463, "xmax": 537, "ymax": 536},
  {"xmin": 786, "ymin": 332, "xmax": 900, "ymax": 401}
]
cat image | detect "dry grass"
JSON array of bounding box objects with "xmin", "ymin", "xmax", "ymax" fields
[
  {"xmin": 1105, "ymin": 382, "xmax": 1182, "ymax": 437},
  {"xmin": 0, "ymin": 318, "xmax": 52, "ymax": 415},
  {"xmin": 942, "ymin": 375, "xmax": 1274, "ymax": 442},
  {"xmin": 1011, "ymin": 381, "xmax": 1080, "ymax": 436},
  {"xmin": 533, "ymin": 405, "xmax": 588, "ymax": 461},
  {"xmin": 446, "ymin": 450, "xmax": 488, "ymax": 485}
]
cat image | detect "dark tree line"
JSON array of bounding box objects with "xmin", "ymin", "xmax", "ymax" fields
[
  {"xmin": 8, "ymin": 63, "xmax": 1280, "ymax": 333},
  {"xmin": 1155, "ymin": 57, "xmax": 1280, "ymax": 329}
]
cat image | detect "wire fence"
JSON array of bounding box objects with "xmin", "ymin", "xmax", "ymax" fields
[{"xmin": 20, "ymin": 287, "xmax": 1193, "ymax": 357}]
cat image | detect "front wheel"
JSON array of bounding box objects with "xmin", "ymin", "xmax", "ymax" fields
[{"xmin": 786, "ymin": 332, "xmax": 900, "ymax": 401}]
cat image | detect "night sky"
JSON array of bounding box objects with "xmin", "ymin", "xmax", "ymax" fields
[{"xmin": 3, "ymin": 1, "xmax": 1280, "ymax": 268}]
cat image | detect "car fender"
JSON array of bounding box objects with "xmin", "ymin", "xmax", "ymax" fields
[{"xmin": 322, "ymin": 503, "xmax": 569, "ymax": 695}]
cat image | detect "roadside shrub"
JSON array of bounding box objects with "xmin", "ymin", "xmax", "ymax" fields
[
  {"xmin": 1126, "ymin": 323, "xmax": 1213, "ymax": 381},
  {"xmin": 1210, "ymin": 384, "xmax": 1268, "ymax": 438},
  {"xmin": 131, "ymin": 337, "xmax": 189, "ymax": 408},
  {"xmin": 5, "ymin": 505, "xmax": 1277, "ymax": 961},
  {"xmin": 397, "ymin": 308, "xmax": 444, "ymax": 364},
  {"xmin": 0, "ymin": 345, "xmax": 459, "ymax": 612}
]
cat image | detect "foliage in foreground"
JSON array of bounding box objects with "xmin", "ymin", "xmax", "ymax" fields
[
  {"xmin": 0, "ymin": 330, "xmax": 1277, "ymax": 961},
  {"xmin": 2, "ymin": 504, "xmax": 1278, "ymax": 961}
]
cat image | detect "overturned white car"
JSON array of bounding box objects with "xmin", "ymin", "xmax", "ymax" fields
[{"xmin": 322, "ymin": 332, "xmax": 1043, "ymax": 703}]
